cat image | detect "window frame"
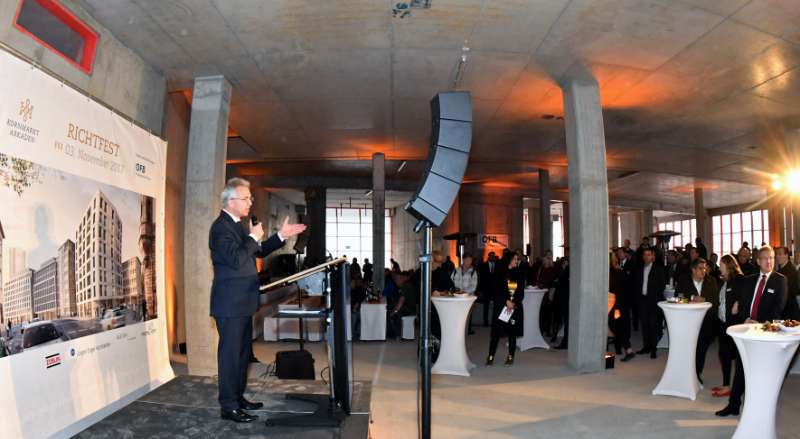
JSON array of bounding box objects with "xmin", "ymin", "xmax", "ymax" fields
[{"xmin": 13, "ymin": 0, "xmax": 99, "ymax": 74}]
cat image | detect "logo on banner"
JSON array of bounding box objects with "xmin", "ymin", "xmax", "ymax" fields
[
  {"xmin": 6, "ymin": 98, "xmax": 40, "ymax": 143},
  {"xmin": 478, "ymin": 233, "xmax": 509, "ymax": 249},
  {"xmin": 45, "ymin": 353, "xmax": 62, "ymax": 369},
  {"xmin": 19, "ymin": 98, "xmax": 33, "ymax": 122}
]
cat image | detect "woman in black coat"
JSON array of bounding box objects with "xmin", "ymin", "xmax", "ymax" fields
[
  {"xmin": 486, "ymin": 253, "xmax": 525, "ymax": 366},
  {"xmin": 609, "ymin": 251, "xmax": 635, "ymax": 361},
  {"xmin": 713, "ymin": 254, "xmax": 744, "ymax": 397}
]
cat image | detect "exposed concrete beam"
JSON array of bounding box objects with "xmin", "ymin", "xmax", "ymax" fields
[
  {"xmin": 247, "ymin": 175, "xmax": 418, "ymax": 192},
  {"xmin": 608, "ymin": 197, "xmax": 694, "ymax": 214}
]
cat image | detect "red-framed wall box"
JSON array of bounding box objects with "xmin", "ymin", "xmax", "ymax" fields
[{"xmin": 13, "ymin": 0, "xmax": 99, "ymax": 74}]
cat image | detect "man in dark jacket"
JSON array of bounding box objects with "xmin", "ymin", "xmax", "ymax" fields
[
  {"xmin": 478, "ymin": 252, "xmax": 500, "ymax": 326},
  {"xmin": 776, "ymin": 246, "xmax": 800, "ymax": 319},
  {"xmin": 717, "ymin": 246, "xmax": 788, "ymax": 417},
  {"xmin": 362, "ymin": 258, "xmax": 373, "ymax": 284},
  {"xmin": 737, "ymin": 247, "xmax": 758, "ymax": 276},
  {"xmin": 634, "ymin": 248, "xmax": 665, "ymax": 358},
  {"xmin": 210, "ymin": 178, "xmax": 306, "ymax": 423},
  {"xmin": 676, "ymin": 258, "xmax": 718, "ymax": 383}
]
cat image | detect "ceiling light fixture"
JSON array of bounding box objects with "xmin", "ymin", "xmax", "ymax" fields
[
  {"xmin": 364, "ymin": 190, "xmax": 374, "ymax": 197},
  {"xmin": 451, "ymin": 41, "xmax": 470, "ymax": 89},
  {"xmin": 397, "ymin": 161, "xmax": 407, "ymax": 173}
]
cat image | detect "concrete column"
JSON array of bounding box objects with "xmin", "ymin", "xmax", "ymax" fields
[
  {"xmin": 183, "ymin": 76, "xmax": 231, "ymax": 376},
  {"xmin": 163, "ymin": 91, "xmax": 190, "ymax": 355},
  {"xmin": 539, "ymin": 169, "xmax": 552, "ymax": 257},
  {"xmin": 372, "ymin": 153, "xmax": 386, "ymax": 292},
  {"xmin": 562, "ymin": 202, "xmax": 570, "ymax": 253},
  {"xmin": 610, "ymin": 212, "xmax": 620, "ymax": 248},
  {"xmin": 642, "ymin": 209, "xmax": 654, "ymax": 240},
  {"xmin": 694, "ymin": 187, "xmax": 712, "ymax": 247},
  {"xmin": 793, "ymin": 203, "xmax": 800, "ymax": 257},
  {"xmin": 562, "ymin": 78, "xmax": 609, "ymax": 373},
  {"xmin": 304, "ymin": 188, "xmax": 326, "ymax": 266},
  {"xmin": 252, "ymin": 187, "xmax": 269, "ymax": 224}
]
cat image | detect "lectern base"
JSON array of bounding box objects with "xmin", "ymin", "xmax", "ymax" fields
[{"xmin": 265, "ymin": 393, "xmax": 346, "ymax": 428}]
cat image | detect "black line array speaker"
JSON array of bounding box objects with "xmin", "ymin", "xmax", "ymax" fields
[{"xmin": 405, "ymin": 91, "xmax": 472, "ymax": 226}]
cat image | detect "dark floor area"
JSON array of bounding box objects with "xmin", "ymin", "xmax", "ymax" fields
[{"xmin": 74, "ymin": 374, "xmax": 371, "ymax": 439}]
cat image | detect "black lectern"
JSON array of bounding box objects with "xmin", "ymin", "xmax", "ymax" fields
[{"xmin": 260, "ymin": 257, "xmax": 352, "ymax": 427}]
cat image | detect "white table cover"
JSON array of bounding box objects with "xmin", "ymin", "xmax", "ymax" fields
[
  {"xmin": 263, "ymin": 316, "xmax": 323, "ymax": 341},
  {"xmin": 359, "ymin": 301, "xmax": 387, "ymax": 341},
  {"xmin": 401, "ymin": 315, "xmax": 415, "ymax": 340},
  {"xmin": 728, "ymin": 324, "xmax": 800, "ymax": 439},
  {"xmin": 432, "ymin": 296, "xmax": 477, "ymax": 376},
  {"xmin": 519, "ymin": 287, "xmax": 549, "ymax": 351},
  {"xmin": 656, "ymin": 288, "xmax": 677, "ymax": 349},
  {"xmin": 652, "ymin": 301, "xmax": 711, "ymax": 400}
]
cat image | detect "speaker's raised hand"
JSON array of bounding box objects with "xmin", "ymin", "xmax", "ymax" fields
[{"xmin": 279, "ymin": 216, "xmax": 307, "ymax": 238}]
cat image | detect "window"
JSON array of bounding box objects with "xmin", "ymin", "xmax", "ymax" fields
[
  {"xmin": 657, "ymin": 219, "xmax": 697, "ymax": 249},
  {"xmin": 551, "ymin": 203, "xmax": 565, "ymax": 259},
  {"xmin": 13, "ymin": 0, "xmax": 98, "ymax": 74},
  {"xmin": 712, "ymin": 209, "xmax": 770, "ymax": 257},
  {"xmin": 522, "ymin": 208, "xmax": 529, "ymax": 255},
  {"xmin": 325, "ymin": 207, "xmax": 392, "ymax": 267}
]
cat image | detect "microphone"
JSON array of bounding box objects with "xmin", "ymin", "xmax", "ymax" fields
[{"xmin": 251, "ymin": 215, "xmax": 259, "ymax": 227}]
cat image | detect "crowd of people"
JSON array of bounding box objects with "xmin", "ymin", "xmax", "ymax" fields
[
  {"xmin": 346, "ymin": 247, "xmax": 573, "ymax": 367},
  {"xmin": 344, "ymin": 236, "xmax": 800, "ymax": 417},
  {"xmin": 608, "ymin": 237, "xmax": 799, "ymax": 417}
]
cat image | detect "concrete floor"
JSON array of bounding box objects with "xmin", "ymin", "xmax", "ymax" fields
[{"xmin": 248, "ymin": 326, "xmax": 800, "ymax": 439}]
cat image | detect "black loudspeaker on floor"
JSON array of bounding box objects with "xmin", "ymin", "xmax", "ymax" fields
[{"xmin": 275, "ymin": 349, "xmax": 316, "ymax": 380}]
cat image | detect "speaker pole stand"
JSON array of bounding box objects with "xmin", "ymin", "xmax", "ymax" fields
[{"xmin": 416, "ymin": 220, "xmax": 433, "ymax": 439}]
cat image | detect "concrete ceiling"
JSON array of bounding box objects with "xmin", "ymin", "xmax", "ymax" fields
[
  {"xmin": 76, "ymin": 0, "xmax": 800, "ymax": 210},
  {"xmin": 263, "ymin": 188, "xmax": 412, "ymax": 209}
]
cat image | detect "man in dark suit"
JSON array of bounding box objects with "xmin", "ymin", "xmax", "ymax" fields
[
  {"xmin": 664, "ymin": 250, "xmax": 680, "ymax": 287},
  {"xmin": 776, "ymin": 246, "xmax": 800, "ymax": 319},
  {"xmin": 634, "ymin": 248, "xmax": 665, "ymax": 358},
  {"xmin": 478, "ymin": 252, "xmax": 500, "ymax": 327},
  {"xmin": 737, "ymin": 247, "xmax": 758, "ymax": 276},
  {"xmin": 676, "ymin": 258, "xmax": 718, "ymax": 384},
  {"xmin": 362, "ymin": 258, "xmax": 373, "ymax": 283},
  {"xmin": 210, "ymin": 178, "xmax": 306, "ymax": 423},
  {"xmin": 717, "ymin": 245, "xmax": 788, "ymax": 417},
  {"xmin": 695, "ymin": 237, "xmax": 708, "ymax": 260}
]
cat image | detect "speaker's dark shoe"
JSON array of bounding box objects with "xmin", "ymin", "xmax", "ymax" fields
[
  {"xmin": 715, "ymin": 405, "xmax": 740, "ymax": 417},
  {"xmin": 504, "ymin": 355, "xmax": 514, "ymax": 366},
  {"xmin": 239, "ymin": 399, "xmax": 264, "ymax": 410},
  {"xmin": 636, "ymin": 348, "xmax": 650, "ymax": 355},
  {"xmin": 221, "ymin": 409, "xmax": 258, "ymax": 423},
  {"xmin": 650, "ymin": 351, "xmax": 657, "ymax": 359},
  {"xmin": 621, "ymin": 352, "xmax": 636, "ymax": 362},
  {"xmin": 486, "ymin": 355, "xmax": 494, "ymax": 366}
]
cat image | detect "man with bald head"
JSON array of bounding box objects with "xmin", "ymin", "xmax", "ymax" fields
[{"xmin": 737, "ymin": 247, "xmax": 757, "ymax": 276}]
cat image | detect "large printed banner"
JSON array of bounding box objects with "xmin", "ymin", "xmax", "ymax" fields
[{"xmin": 0, "ymin": 49, "xmax": 173, "ymax": 437}]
